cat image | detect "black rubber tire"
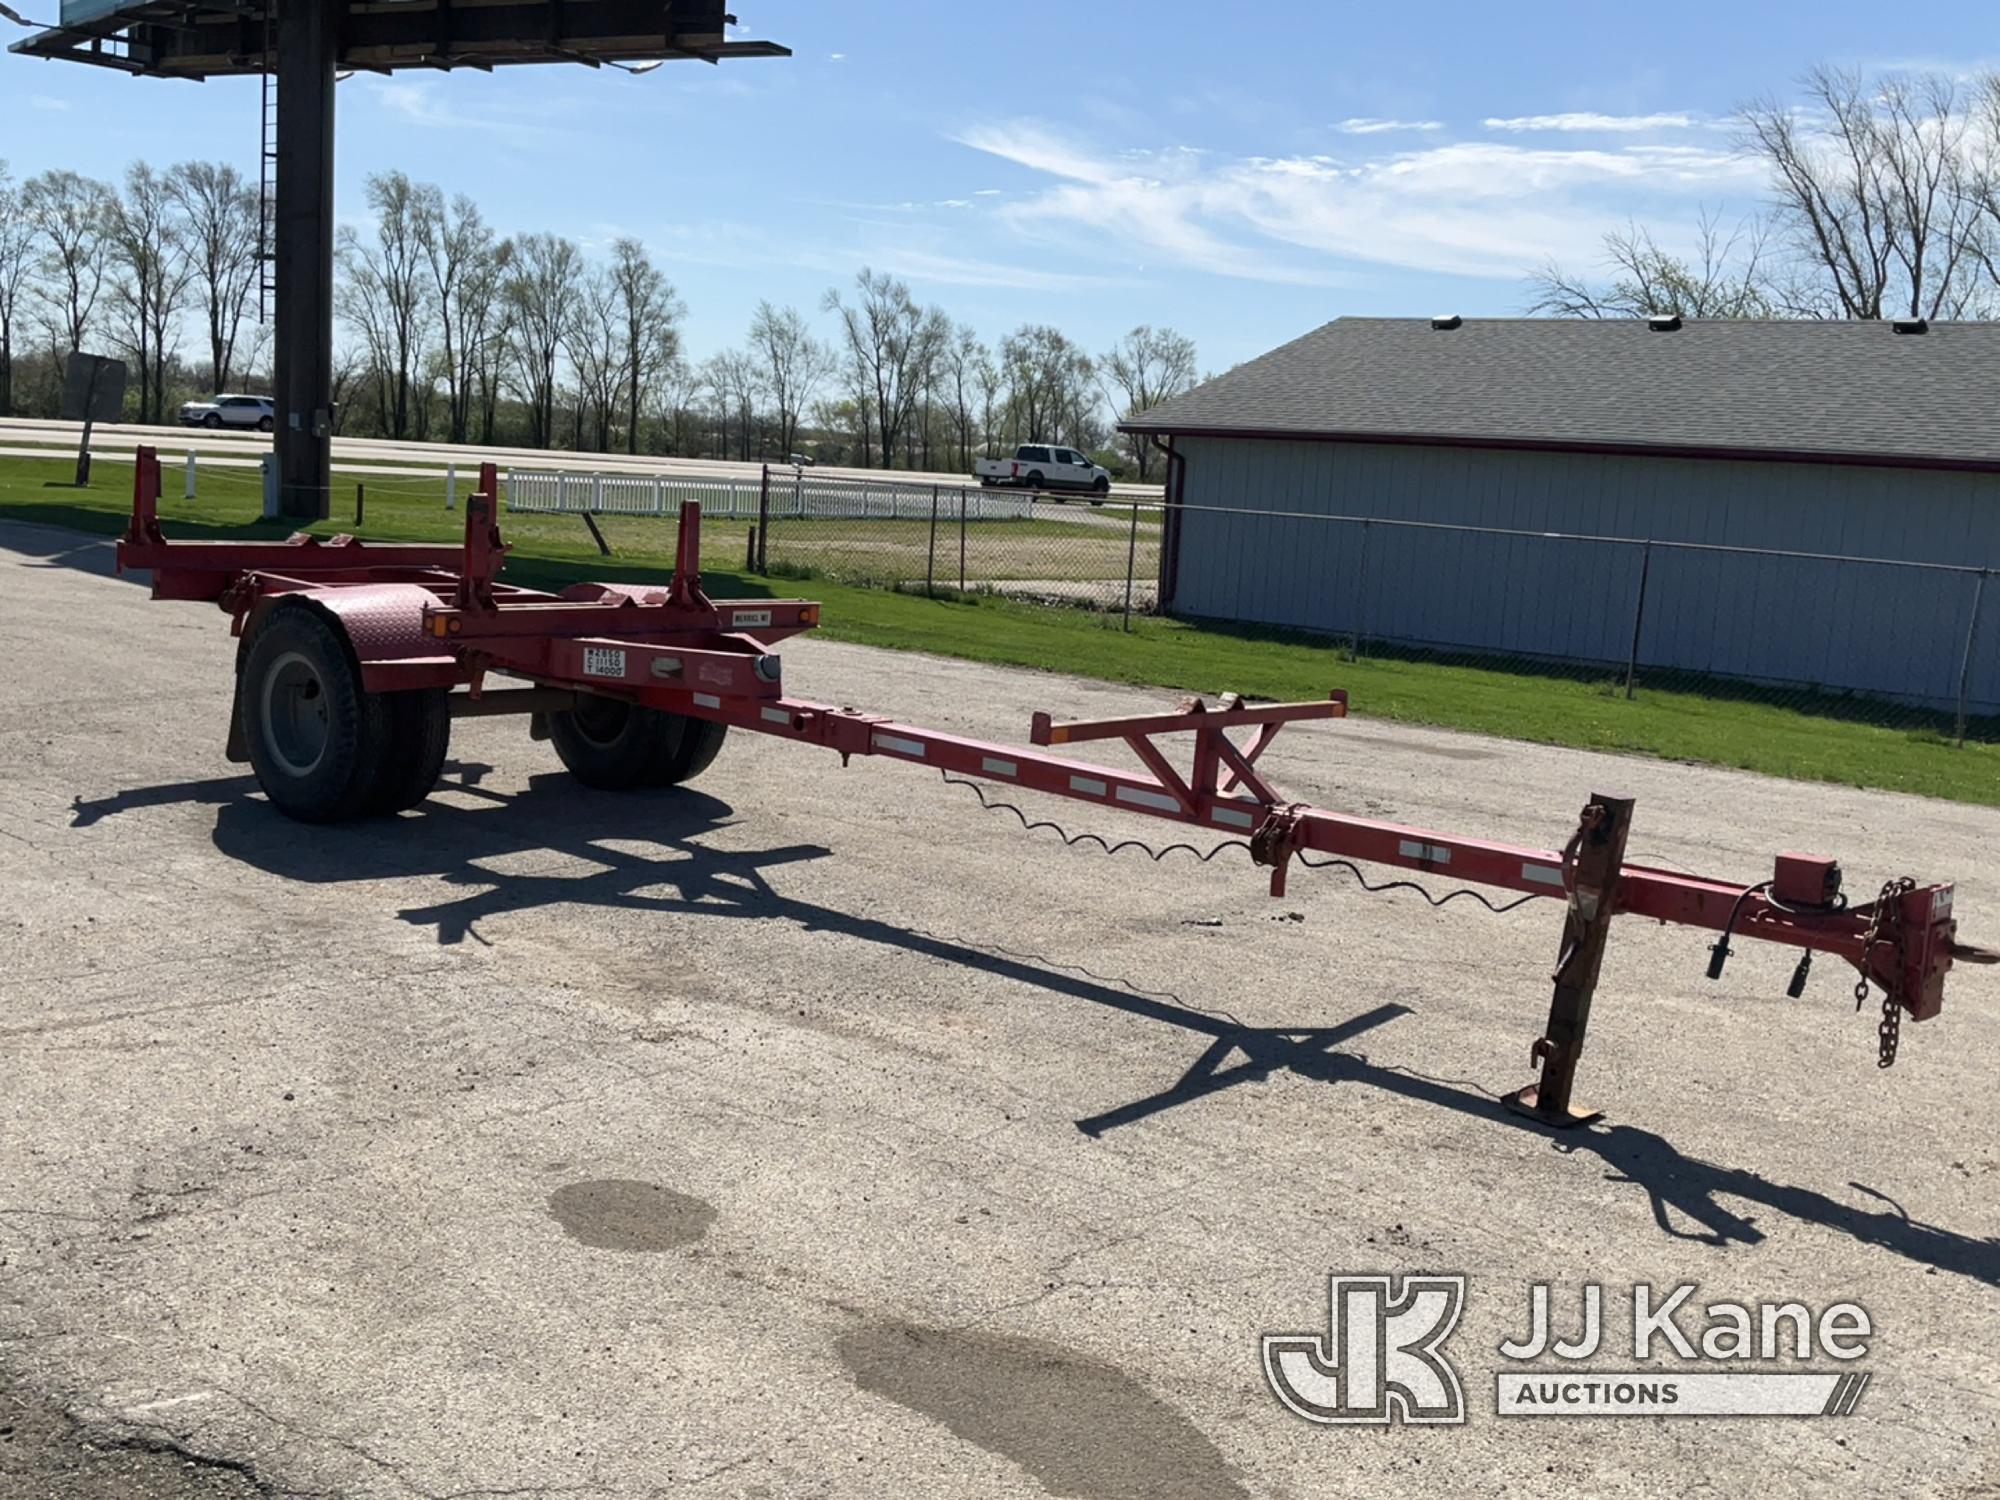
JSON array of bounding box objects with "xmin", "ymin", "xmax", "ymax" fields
[
  {"xmin": 238, "ymin": 605, "xmax": 389, "ymax": 822},
  {"xmin": 203, "ymin": 413, "xmax": 222, "ymax": 429},
  {"xmin": 1025, "ymin": 469, "xmax": 1045, "ymax": 490},
  {"xmin": 548, "ymin": 695, "xmax": 729, "ymax": 790},
  {"xmin": 257, "ymin": 415, "xmax": 275, "ymax": 433},
  {"xmin": 365, "ymin": 688, "xmax": 450, "ymax": 813}
]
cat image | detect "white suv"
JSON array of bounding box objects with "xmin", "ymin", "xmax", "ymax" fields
[{"xmin": 181, "ymin": 395, "xmax": 275, "ymax": 432}]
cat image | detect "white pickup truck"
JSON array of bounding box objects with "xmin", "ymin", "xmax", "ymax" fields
[{"xmin": 973, "ymin": 443, "xmax": 1111, "ymax": 498}]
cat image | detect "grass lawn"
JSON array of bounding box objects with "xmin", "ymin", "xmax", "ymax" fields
[{"xmin": 3, "ymin": 453, "xmax": 1995, "ymax": 806}]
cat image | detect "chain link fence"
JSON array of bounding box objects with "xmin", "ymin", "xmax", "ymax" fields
[
  {"xmin": 1153, "ymin": 501, "xmax": 1996, "ymax": 742},
  {"xmin": 506, "ymin": 464, "xmax": 1163, "ymax": 614},
  {"xmin": 504, "ymin": 464, "xmax": 1995, "ymax": 742}
]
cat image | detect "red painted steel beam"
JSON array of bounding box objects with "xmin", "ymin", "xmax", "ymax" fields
[
  {"xmin": 1030, "ymin": 693, "xmax": 1346, "ymax": 745},
  {"xmin": 623, "ymin": 683, "xmax": 1980, "ymax": 1016}
]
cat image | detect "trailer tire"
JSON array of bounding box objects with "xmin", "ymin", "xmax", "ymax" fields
[
  {"xmin": 548, "ymin": 695, "xmax": 728, "ymax": 790},
  {"xmin": 366, "ymin": 688, "xmax": 451, "ymax": 813},
  {"xmin": 239, "ymin": 605, "xmax": 390, "ymax": 823}
]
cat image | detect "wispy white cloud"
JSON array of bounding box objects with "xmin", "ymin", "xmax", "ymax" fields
[
  {"xmin": 652, "ymin": 217, "xmax": 1128, "ymax": 293},
  {"xmin": 952, "ymin": 117, "xmax": 1763, "ymax": 284},
  {"xmin": 828, "ymin": 52, "xmax": 846, "ymax": 61},
  {"xmin": 1336, "ymin": 117, "xmax": 1444, "ymax": 135},
  {"xmin": 367, "ymin": 78, "xmax": 557, "ymax": 139},
  {"xmin": 1481, "ymin": 111, "xmax": 1707, "ymax": 132},
  {"xmin": 30, "ymin": 96, "xmax": 71, "ymax": 112}
]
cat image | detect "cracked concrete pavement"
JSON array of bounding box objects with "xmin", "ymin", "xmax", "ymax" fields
[{"xmin": 1, "ymin": 517, "xmax": 1997, "ymax": 1498}]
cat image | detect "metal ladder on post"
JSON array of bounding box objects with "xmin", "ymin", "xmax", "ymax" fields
[{"xmin": 256, "ymin": 16, "xmax": 277, "ymax": 323}]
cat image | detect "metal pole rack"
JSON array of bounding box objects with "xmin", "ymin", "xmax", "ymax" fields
[{"xmin": 114, "ymin": 448, "xmax": 1995, "ymax": 1128}]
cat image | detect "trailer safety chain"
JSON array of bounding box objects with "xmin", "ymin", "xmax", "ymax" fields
[
  {"xmin": 939, "ymin": 772, "xmax": 1247, "ymax": 865},
  {"xmin": 940, "ymin": 773, "xmax": 1539, "ymax": 914},
  {"xmin": 1859, "ymin": 875, "xmax": 1918, "ymax": 1069}
]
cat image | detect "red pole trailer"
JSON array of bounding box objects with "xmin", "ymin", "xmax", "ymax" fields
[{"xmin": 114, "ymin": 448, "xmax": 1995, "ymax": 1127}]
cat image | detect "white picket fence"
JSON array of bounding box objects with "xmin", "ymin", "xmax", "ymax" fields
[{"xmin": 503, "ymin": 468, "xmax": 1037, "ymax": 522}]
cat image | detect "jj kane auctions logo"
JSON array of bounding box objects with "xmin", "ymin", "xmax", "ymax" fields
[{"xmin": 1264, "ymin": 1276, "xmax": 1874, "ymax": 1423}]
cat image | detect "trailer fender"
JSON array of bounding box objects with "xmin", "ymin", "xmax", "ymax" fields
[{"xmin": 291, "ymin": 583, "xmax": 452, "ymax": 665}]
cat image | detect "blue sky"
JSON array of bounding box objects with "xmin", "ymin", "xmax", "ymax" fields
[{"xmin": 3, "ymin": 0, "xmax": 1993, "ymax": 371}]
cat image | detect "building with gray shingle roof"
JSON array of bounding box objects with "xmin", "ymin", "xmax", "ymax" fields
[
  {"xmin": 1116, "ymin": 317, "xmax": 2000, "ymax": 715},
  {"xmin": 1123, "ymin": 316, "xmax": 2000, "ymax": 471}
]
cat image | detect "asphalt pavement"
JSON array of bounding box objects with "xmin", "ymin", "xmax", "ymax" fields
[{"xmin": 2, "ymin": 519, "xmax": 1996, "ymax": 1498}]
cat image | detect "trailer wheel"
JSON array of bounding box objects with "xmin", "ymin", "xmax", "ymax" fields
[
  {"xmin": 239, "ymin": 606, "xmax": 390, "ymax": 822},
  {"xmin": 548, "ymin": 695, "xmax": 728, "ymax": 790},
  {"xmin": 366, "ymin": 688, "xmax": 450, "ymax": 813}
]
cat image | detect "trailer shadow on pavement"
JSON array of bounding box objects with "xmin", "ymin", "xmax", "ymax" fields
[{"xmin": 66, "ymin": 767, "xmax": 2000, "ymax": 1293}]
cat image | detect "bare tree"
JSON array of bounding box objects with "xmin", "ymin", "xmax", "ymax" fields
[
  {"xmin": 503, "ymin": 232, "xmax": 584, "ymax": 448},
  {"xmin": 999, "ymin": 323, "xmax": 1094, "ymax": 449},
  {"xmin": 0, "ymin": 161, "xmax": 33, "ymax": 416},
  {"xmin": 1527, "ymin": 213, "xmax": 1775, "ymax": 320},
  {"xmin": 607, "ymin": 238, "xmax": 682, "ymax": 455},
  {"xmin": 336, "ymin": 170, "xmax": 434, "ymax": 438},
  {"xmin": 165, "ymin": 160, "xmax": 259, "ymax": 393},
  {"xmin": 1100, "ymin": 324, "xmax": 1196, "ymax": 479},
  {"xmin": 747, "ymin": 300, "xmax": 831, "ymax": 459},
  {"xmin": 473, "ymin": 260, "xmax": 514, "ymax": 445},
  {"xmin": 413, "ymin": 185, "xmax": 505, "ymax": 444},
  {"xmin": 23, "ymin": 168, "xmax": 112, "ymax": 367},
  {"xmin": 104, "ymin": 163, "xmax": 198, "ymax": 423},
  {"xmin": 711, "ymin": 348, "xmax": 765, "ymax": 460},
  {"xmin": 821, "ymin": 268, "xmax": 945, "ymax": 469},
  {"xmin": 329, "ymin": 341, "xmax": 362, "ymax": 433},
  {"xmin": 972, "ymin": 342, "xmax": 1001, "ymax": 460},
  {"xmin": 567, "ymin": 266, "xmax": 622, "ymax": 451},
  {"xmin": 1953, "ymin": 74, "xmax": 2000, "ymax": 313},
  {"xmin": 650, "ymin": 353, "xmax": 699, "ymax": 456},
  {"xmin": 907, "ymin": 306, "xmax": 949, "ymax": 468},
  {"xmin": 935, "ymin": 323, "xmax": 988, "ymax": 471},
  {"xmin": 1738, "ymin": 66, "xmax": 1982, "ymax": 320}
]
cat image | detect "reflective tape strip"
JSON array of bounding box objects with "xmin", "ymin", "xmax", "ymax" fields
[
  {"xmin": 873, "ymin": 732, "xmax": 927, "ymax": 757},
  {"xmin": 1398, "ymin": 839, "xmax": 1452, "ymax": 864},
  {"xmin": 1523, "ymin": 862, "xmax": 1566, "ymax": 888},
  {"xmin": 980, "ymin": 757, "xmax": 1017, "ymax": 777},
  {"xmin": 1211, "ymin": 806, "xmax": 1256, "ymax": 829},
  {"xmin": 1115, "ymin": 785, "xmax": 1181, "ymax": 814},
  {"xmin": 693, "ymin": 693, "xmax": 722, "ymax": 709},
  {"xmin": 1069, "ymin": 775, "xmax": 1108, "ymax": 796},
  {"xmin": 761, "ymin": 707, "xmax": 792, "ymax": 725}
]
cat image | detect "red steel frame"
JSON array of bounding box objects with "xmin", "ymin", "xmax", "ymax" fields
[{"xmin": 116, "ymin": 448, "xmax": 1994, "ymax": 1126}]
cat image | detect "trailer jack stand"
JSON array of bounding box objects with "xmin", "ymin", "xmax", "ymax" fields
[{"xmin": 1503, "ymin": 793, "xmax": 1635, "ymax": 1129}]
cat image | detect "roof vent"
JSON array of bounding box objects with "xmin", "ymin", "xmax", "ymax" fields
[
  {"xmin": 1646, "ymin": 313, "xmax": 1682, "ymax": 332},
  {"xmin": 1430, "ymin": 314, "xmax": 1462, "ymax": 331},
  {"xmin": 1893, "ymin": 317, "xmax": 1928, "ymax": 335}
]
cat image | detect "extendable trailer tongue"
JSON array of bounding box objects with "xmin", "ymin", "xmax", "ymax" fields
[{"xmin": 117, "ymin": 449, "xmax": 1997, "ymax": 1130}]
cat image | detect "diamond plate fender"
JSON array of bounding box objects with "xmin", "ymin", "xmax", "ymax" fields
[{"xmin": 286, "ymin": 584, "xmax": 451, "ymax": 663}]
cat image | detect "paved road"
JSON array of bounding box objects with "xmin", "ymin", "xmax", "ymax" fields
[
  {"xmin": 0, "ymin": 417, "xmax": 1166, "ymax": 499},
  {"xmin": 2, "ymin": 519, "xmax": 1997, "ymax": 1498}
]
